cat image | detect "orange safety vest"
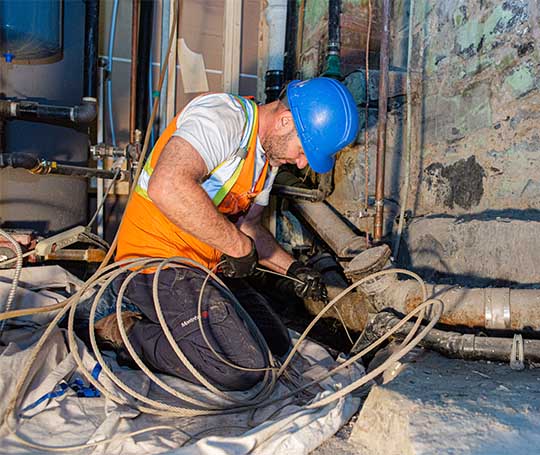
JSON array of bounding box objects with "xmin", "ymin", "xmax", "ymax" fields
[{"xmin": 116, "ymin": 96, "xmax": 269, "ymax": 269}]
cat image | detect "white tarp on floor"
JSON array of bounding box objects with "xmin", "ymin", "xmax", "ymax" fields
[{"xmin": 0, "ymin": 266, "xmax": 363, "ymax": 454}]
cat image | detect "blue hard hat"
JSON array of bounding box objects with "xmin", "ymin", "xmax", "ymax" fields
[{"xmin": 286, "ymin": 78, "xmax": 359, "ymax": 173}]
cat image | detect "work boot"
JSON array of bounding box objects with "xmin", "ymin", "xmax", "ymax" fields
[{"xmin": 94, "ymin": 310, "xmax": 142, "ymax": 352}]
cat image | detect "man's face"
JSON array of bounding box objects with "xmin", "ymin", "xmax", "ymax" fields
[{"xmin": 263, "ymin": 126, "xmax": 308, "ymax": 169}]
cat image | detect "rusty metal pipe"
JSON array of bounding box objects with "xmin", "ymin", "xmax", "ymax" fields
[
  {"xmin": 129, "ymin": 0, "xmax": 141, "ymax": 144},
  {"xmin": 378, "ymin": 280, "xmax": 540, "ymax": 332},
  {"xmin": 359, "ymin": 312, "xmax": 540, "ymax": 363},
  {"xmin": 292, "ymin": 200, "xmax": 369, "ymax": 258},
  {"xmin": 306, "ymin": 252, "xmax": 369, "ymax": 332},
  {"xmin": 373, "ymin": 0, "xmax": 390, "ymax": 241}
]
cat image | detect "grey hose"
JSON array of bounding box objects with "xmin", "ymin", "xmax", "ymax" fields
[
  {"xmin": 0, "ymin": 228, "xmax": 23, "ymax": 334},
  {"xmin": 392, "ymin": 0, "xmax": 414, "ymax": 259}
]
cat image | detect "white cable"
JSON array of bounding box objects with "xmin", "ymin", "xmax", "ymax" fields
[
  {"xmin": 2, "ymin": 252, "xmax": 440, "ymax": 451},
  {"xmin": 0, "ymin": 228, "xmax": 23, "ymax": 334},
  {"xmin": 87, "ymin": 167, "xmax": 121, "ymax": 229}
]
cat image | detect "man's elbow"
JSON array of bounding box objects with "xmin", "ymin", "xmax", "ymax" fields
[{"xmin": 147, "ymin": 176, "xmax": 165, "ymax": 204}]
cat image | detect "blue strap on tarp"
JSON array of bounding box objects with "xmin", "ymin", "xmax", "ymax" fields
[{"xmin": 21, "ymin": 363, "xmax": 102, "ymax": 413}]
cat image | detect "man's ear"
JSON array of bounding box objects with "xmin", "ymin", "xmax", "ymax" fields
[{"xmin": 278, "ymin": 110, "xmax": 295, "ymax": 135}]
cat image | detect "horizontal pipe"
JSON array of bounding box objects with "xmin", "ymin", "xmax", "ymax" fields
[
  {"xmin": 0, "ymin": 152, "xmax": 39, "ymax": 170},
  {"xmin": 45, "ymin": 248, "xmax": 106, "ymax": 262},
  {"xmin": 0, "ymin": 153, "xmax": 126, "ymax": 180},
  {"xmin": 376, "ymin": 278, "xmax": 540, "ymax": 332},
  {"xmin": 0, "ymin": 98, "xmax": 97, "ymax": 125},
  {"xmin": 292, "ymin": 200, "xmax": 368, "ymax": 258},
  {"xmin": 42, "ymin": 163, "xmax": 126, "ymax": 180},
  {"xmin": 360, "ymin": 312, "xmax": 540, "ymax": 363},
  {"xmin": 271, "ymin": 184, "xmax": 326, "ymax": 202}
]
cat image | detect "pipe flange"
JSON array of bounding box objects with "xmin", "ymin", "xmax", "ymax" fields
[{"xmin": 344, "ymin": 244, "xmax": 392, "ymax": 280}]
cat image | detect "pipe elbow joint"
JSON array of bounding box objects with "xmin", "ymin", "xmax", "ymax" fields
[{"xmin": 74, "ymin": 97, "xmax": 97, "ymax": 124}]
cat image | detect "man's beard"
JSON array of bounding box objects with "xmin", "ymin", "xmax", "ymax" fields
[{"xmin": 262, "ymin": 130, "xmax": 296, "ymax": 166}]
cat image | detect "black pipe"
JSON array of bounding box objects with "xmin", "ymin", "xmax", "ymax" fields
[
  {"xmin": 84, "ymin": 0, "xmax": 100, "ymax": 99},
  {"xmin": 135, "ymin": 0, "xmax": 154, "ymax": 135},
  {"xmin": 265, "ymin": 70, "xmax": 284, "ymax": 103},
  {"xmin": 328, "ymin": 0, "xmax": 340, "ymax": 58},
  {"xmin": 283, "ymin": 0, "xmax": 298, "ymax": 83},
  {"xmin": 0, "ymin": 98, "xmax": 97, "ymax": 124},
  {"xmin": 271, "ymin": 184, "xmax": 326, "ymax": 202},
  {"xmin": 0, "ymin": 152, "xmax": 39, "ymax": 170},
  {"xmin": 0, "ymin": 118, "xmax": 5, "ymax": 154},
  {"xmin": 357, "ymin": 312, "xmax": 540, "ymax": 363},
  {"xmin": 322, "ymin": 0, "xmax": 341, "ymax": 79}
]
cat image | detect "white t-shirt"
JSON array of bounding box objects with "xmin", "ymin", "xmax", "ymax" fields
[{"xmin": 172, "ymin": 93, "xmax": 277, "ymax": 206}]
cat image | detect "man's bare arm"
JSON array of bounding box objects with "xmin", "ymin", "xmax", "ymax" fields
[
  {"xmin": 236, "ymin": 204, "xmax": 295, "ymax": 274},
  {"xmin": 147, "ymin": 136, "xmax": 252, "ymax": 257}
]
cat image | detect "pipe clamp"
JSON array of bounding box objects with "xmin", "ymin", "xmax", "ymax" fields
[
  {"xmin": 484, "ymin": 288, "xmax": 511, "ymax": 329},
  {"xmin": 461, "ymin": 334, "xmax": 476, "ymax": 357},
  {"xmin": 510, "ymin": 334, "xmax": 525, "ymax": 370}
]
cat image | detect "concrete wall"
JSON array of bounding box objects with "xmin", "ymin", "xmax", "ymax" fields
[
  {"xmin": 297, "ymin": 0, "xmax": 540, "ymax": 285},
  {"xmin": 330, "ymin": 0, "xmax": 540, "ymax": 223},
  {"xmin": 404, "ymin": 0, "xmax": 540, "ymax": 216}
]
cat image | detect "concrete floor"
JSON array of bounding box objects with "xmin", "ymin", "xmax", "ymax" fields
[{"xmin": 313, "ymin": 347, "xmax": 540, "ymax": 455}]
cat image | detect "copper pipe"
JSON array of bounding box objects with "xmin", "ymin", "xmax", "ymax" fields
[
  {"xmin": 129, "ymin": 0, "xmax": 141, "ymax": 144},
  {"xmin": 295, "ymin": 0, "xmax": 306, "ymax": 72},
  {"xmin": 373, "ymin": 0, "xmax": 390, "ymax": 242}
]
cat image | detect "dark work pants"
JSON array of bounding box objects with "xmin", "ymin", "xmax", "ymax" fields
[{"xmin": 92, "ymin": 267, "xmax": 290, "ymax": 391}]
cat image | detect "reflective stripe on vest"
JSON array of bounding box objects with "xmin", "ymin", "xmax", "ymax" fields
[{"xmin": 134, "ymin": 95, "xmax": 259, "ymax": 205}]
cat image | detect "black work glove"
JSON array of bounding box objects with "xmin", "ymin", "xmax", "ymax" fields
[
  {"xmin": 286, "ymin": 261, "xmax": 328, "ymax": 302},
  {"xmin": 220, "ymin": 237, "xmax": 258, "ymax": 278}
]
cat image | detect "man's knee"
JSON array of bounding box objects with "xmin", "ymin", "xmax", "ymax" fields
[{"xmin": 219, "ymin": 368, "xmax": 265, "ymax": 391}]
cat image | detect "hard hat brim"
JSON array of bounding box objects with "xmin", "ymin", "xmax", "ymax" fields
[{"xmin": 304, "ymin": 149, "xmax": 334, "ymax": 174}]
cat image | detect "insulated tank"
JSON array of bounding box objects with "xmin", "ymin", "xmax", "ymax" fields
[
  {"xmin": 0, "ymin": 0, "xmax": 63, "ymax": 63},
  {"xmin": 0, "ymin": 0, "xmax": 88, "ymax": 235}
]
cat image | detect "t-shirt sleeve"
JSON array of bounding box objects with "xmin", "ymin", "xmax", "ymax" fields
[
  {"xmin": 172, "ymin": 94, "xmax": 246, "ymax": 173},
  {"xmin": 253, "ymin": 166, "xmax": 278, "ymax": 207}
]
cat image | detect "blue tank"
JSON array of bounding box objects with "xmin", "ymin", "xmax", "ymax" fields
[{"xmin": 0, "ymin": 0, "xmax": 63, "ymax": 63}]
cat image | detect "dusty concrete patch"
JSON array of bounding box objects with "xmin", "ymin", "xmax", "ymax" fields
[
  {"xmin": 402, "ymin": 213, "xmax": 540, "ymax": 286},
  {"xmin": 349, "ymin": 349, "xmax": 540, "ymax": 455}
]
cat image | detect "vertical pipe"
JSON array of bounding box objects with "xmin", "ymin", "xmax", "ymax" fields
[
  {"xmin": 323, "ymin": 0, "xmax": 341, "ymax": 78},
  {"xmin": 135, "ymin": 0, "xmax": 154, "ymax": 137},
  {"xmin": 83, "ymin": 0, "xmax": 99, "ymax": 99},
  {"xmin": 263, "ymin": 0, "xmax": 287, "ymax": 101},
  {"xmin": 107, "ymin": 0, "xmax": 119, "ymax": 146},
  {"xmin": 129, "ymin": 0, "xmax": 141, "ymax": 144},
  {"xmin": 96, "ymin": 60, "xmax": 106, "ymax": 238},
  {"xmin": 392, "ymin": 0, "xmax": 415, "ymax": 259},
  {"xmin": 223, "ymin": 0, "xmax": 243, "ymax": 93},
  {"xmin": 165, "ymin": 1, "xmax": 179, "ymax": 126},
  {"xmin": 283, "ymin": 0, "xmax": 297, "ymax": 82},
  {"xmin": 373, "ymin": 0, "xmax": 390, "ymax": 242},
  {"xmin": 295, "ymin": 0, "xmax": 306, "ymax": 77},
  {"xmin": 0, "ymin": 119, "xmax": 5, "ymax": 155},
  {"xmin": 159, "ymin": 0, "xmax": 170, "ymax": 135}
]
